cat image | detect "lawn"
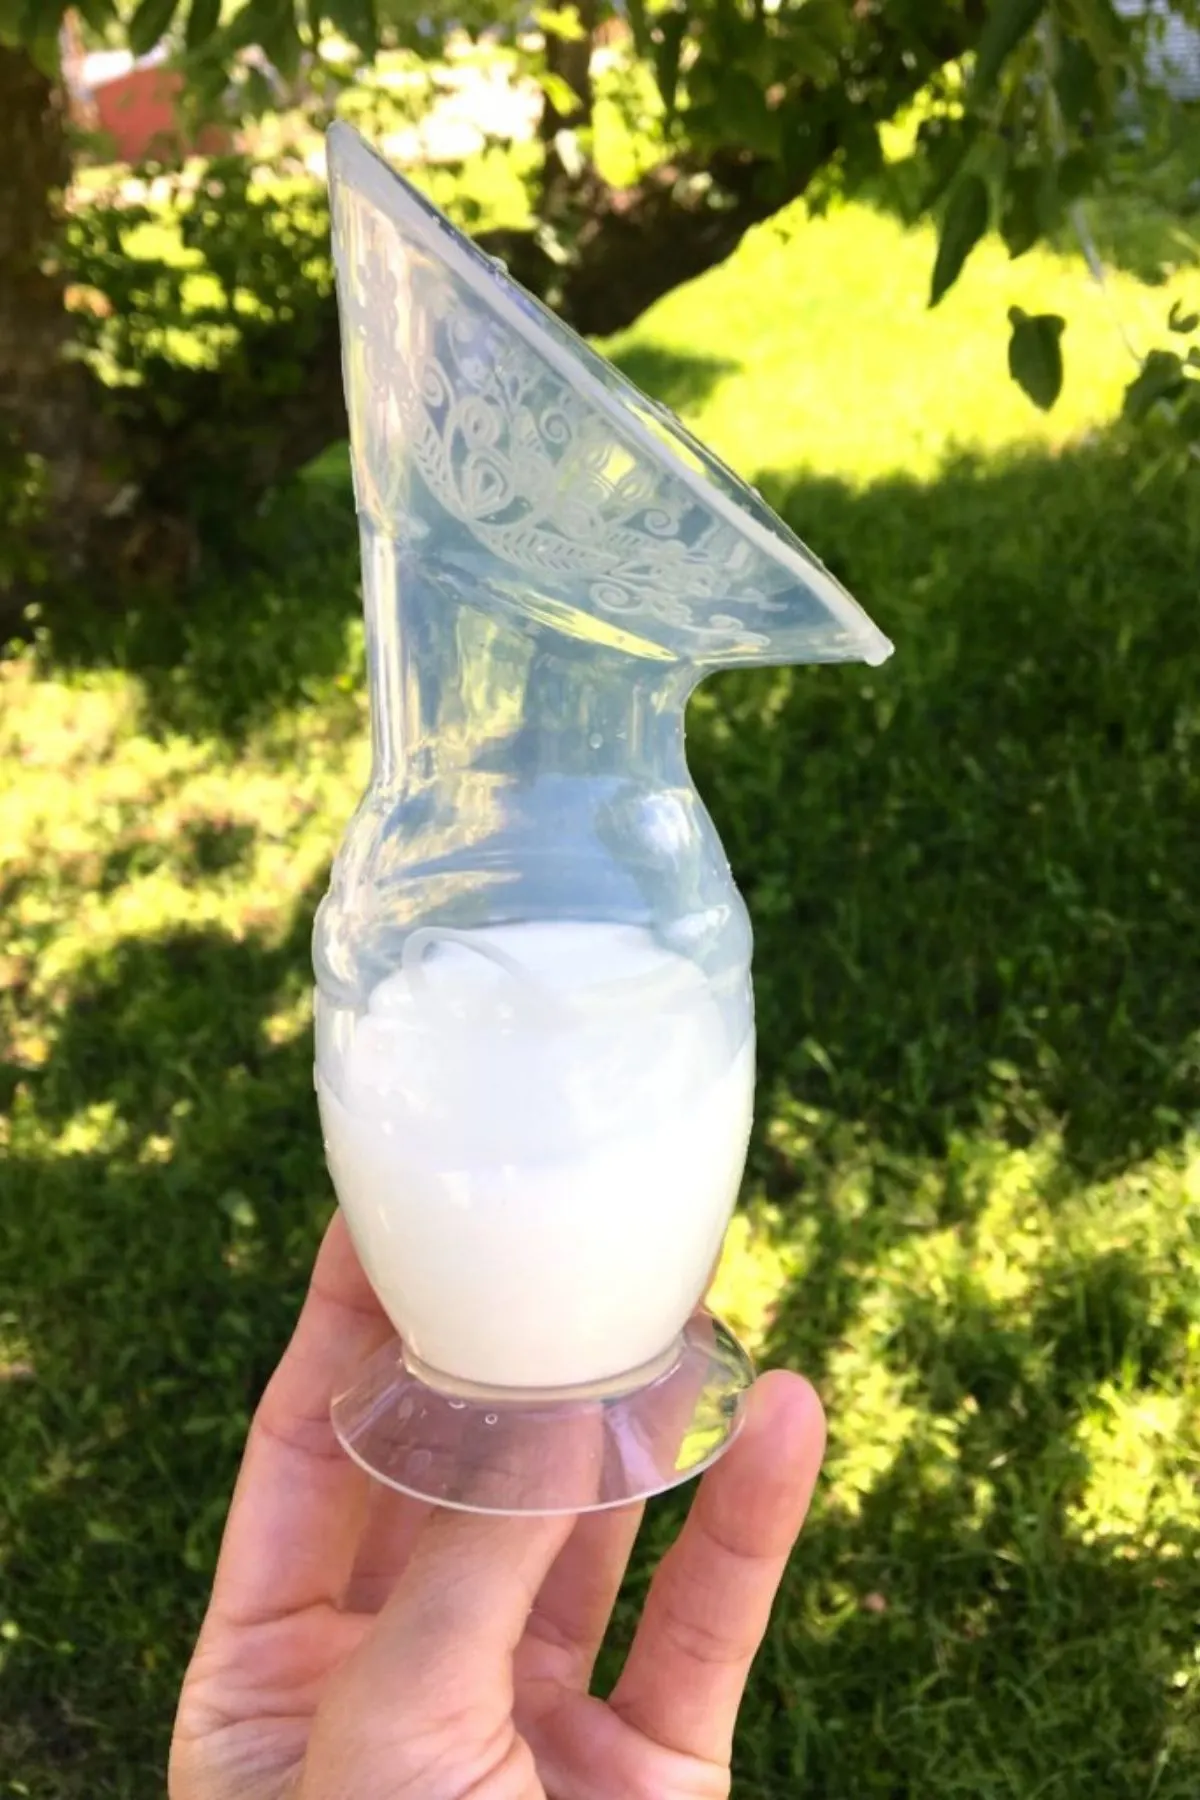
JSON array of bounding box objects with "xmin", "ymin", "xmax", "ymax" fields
[{"xmin": 3, "ymin": 167, "xmax": 1200, "ymax": 1797}]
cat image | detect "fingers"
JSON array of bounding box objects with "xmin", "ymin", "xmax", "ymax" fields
[
  {"xmin": 608, "ymin": 1371, "xmax": 825, "ymax": 1767},
  {"xmin": 320, "ymin": 1404, "xmax": 612, "ymax": 1756},
  {"xmin": 368, "ymin": 1508, "xmax": 578, "ymax": 1678},
  {"xmin": 306, "ymin": 1508, "xmax": 580, "ymax": 1795},
  {"xmin": 518, "ymin": 1503, "xmax": 645, "ymax": 1695},
  {"xmin": 342, "ymin": 1482, "xmax": 435, "ymax": 1614},
  {"xmin": 207, "ymin": 1210, "xmax": 413, "ymax": 1629}
]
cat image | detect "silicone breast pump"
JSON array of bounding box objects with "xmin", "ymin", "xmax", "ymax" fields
[{"xmin": 313, "ymin": 123, "xmax": 892, "ymax": 1515}]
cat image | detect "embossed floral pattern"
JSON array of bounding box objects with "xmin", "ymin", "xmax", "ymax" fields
[{"xmin": 331, "ymin": 136, "xmax": 879, "ymax": 663}]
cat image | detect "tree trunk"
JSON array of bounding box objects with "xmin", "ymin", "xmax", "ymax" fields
[
  {"xmin": 537, "ymin": 0, "xmax": 599, "ymax": 218},
  {"xmin": 0, "ymin": 44, "xmax": 127, "ymax": 625},
  {"xmin": 479, "ymin": 136, "xmax": 838, "ymax": 339},
  {"xmin": 533, "ymin": 147, "xmax": 832, "ymax": 339}
]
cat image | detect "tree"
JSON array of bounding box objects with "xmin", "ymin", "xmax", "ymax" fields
[{"xmin": 0, "ymin": 0, "xmax": 1196, "ymax": 629}]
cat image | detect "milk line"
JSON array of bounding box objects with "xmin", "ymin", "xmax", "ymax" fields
[{"xmin": 316, "ymin": 920, "xmax": 755, "ymax": 1391}]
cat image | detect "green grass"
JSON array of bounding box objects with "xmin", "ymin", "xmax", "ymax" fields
[
  {"xmin": 605, "ymin": 192, "xmax": 1199, "ymax": 484},
  {"xmin": 4, "ymin": 174, "xmax": 1200, "ymax": 1798}
]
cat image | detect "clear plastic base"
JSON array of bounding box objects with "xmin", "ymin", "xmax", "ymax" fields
[{"xmin": 330, "ymin": 1310, "xmax": 755, "ymax": 1515}]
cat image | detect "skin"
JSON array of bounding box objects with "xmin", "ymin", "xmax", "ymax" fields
[{"xmin": 170, "ymin": 1212, "xmax": 827, "ymax": 1800}]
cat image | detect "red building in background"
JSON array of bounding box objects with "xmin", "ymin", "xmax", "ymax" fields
[{"xmin": 61, "ymin": 13, "xmax": 231, "ymax": 164}]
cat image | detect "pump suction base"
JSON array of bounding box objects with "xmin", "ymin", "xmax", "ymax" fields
[{"xmin": 330, "ymin": 1309, "xmax": 754, "ymax": 1516}]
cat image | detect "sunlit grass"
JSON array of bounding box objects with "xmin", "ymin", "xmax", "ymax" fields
[{"xmin": 605, "ymin": 197, "xmax": 1200, "ymax": 483}]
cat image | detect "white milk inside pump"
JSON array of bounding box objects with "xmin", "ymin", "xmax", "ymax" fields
[{"xmin": 313, "ymin": 123, "xmax": 893, "ymax": 1514}]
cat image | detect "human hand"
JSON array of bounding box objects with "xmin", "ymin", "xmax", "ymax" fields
[{"xmin": 170, "ymin": 1212, "xmax": 825, "ymax": 1800}]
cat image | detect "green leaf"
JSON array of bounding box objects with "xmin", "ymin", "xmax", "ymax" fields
[
  {"xmin": 18, "ymin": 0, "xmax": 65, "ymax": 56},
  {"xmin": 930, "ymin": 174, "xmax": 990, "ymax": 308},
  {"xmin": 625, "ymin": 0, "xmax": 650, "ymax": 61},
  {"xmin": 1124, "ymin": 349, "xmax": 1187, "ymax": 422},
  {"xmin": 782, "ymin": 0, "xmax": 850, "ymax": 78},
  {"xmin": 267, "ymin": 14, "xmax": 302, "ymax": 78},
  {"xmin": 1057, "ymin": 148, "xmax": 1098, "ymax": 204},
  {"xmin": 1007, "ymin": 307, "xmax": 1065, "ymax": 410},
  {"xmin": 1070, "ymin": 0, "xmax": 1129, "ymax": 62},
  {"xmin": 679, "ymin": 98, "xmax": 720, "ymax": 149},
  {"xmin": 1000, "ymin": 165, "xmax": 1042, "ymax": 259},
  {"xmin": 1169, "ymin": 300, "xmax": 1200, "ymax": 335},
  {"xmin": 972, "ymin": 0, "xmax": 1046, "ymax": 99},
  {"xmin": 535, "ymin": 5, "xmax": 587, "ymax": 41},
  {"xmin": 916, "ymin": 114, "xmax": 980, "ymax": 213},
  {"xmin": 713, "ymin": 67, "xmax": 781, "ymax": 159},
  {"xmin": 1054, "ymin": 37, "xmax": 1102, "ymax": 129},
  {"xmin": 128, "ymin": 0, "xmax": 179, "ymax": 55},
  {"xmin": 75, "ymin": 0, "xmax": 117, "ymax": 33},
  {"xmin": 653, "ymin": 8, "xmax": 687, "ymax": 122},
  {"xmin": 841, "ymin": 117, "xmax": 884, "ymax": 187},
  {"xmin": 239, "ymin": 63, "xmax": 277, "ymax": 114},
  {"xmin": 25, "ymin": 30, "xmax": 59, "ymax": 72},
  {"xmin": 322, "ymin": 0, "xmax": 375, "ymax": 55},
  {"xmin": 184, "ymin": 0, "xmax": 220, "ymax": 50},
  {"xmin": 234, "ymin": 0, "xmax": 301, "ymax": 71},
  {"xmin": 708, "ymin": 0, "xmax": 749, "ymax": 60},
  {"xmin": 539, "ymin": 69, "xmax": 581, "ymax": 118}
]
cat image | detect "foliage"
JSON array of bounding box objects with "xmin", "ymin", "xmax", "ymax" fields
[
  {"xmin": 1, "ymin": 0, "xmax": 1198, "ymax": 555},
  {"xmin": 930, "ymin": 170, "xmax": 992, "ymax": 308},
  {"xmin": 58, "ymin": 135, "xmax": 526, "ymax": 445},
  {"xmin": 4, "ymin": 192, "xmax": 1200, "ymax": 1797},
  {"xmin": 622, "ymin": 0, "xmax": 1200, "ymax": 432},
  {"xmin": 605, "ymin": 180, "xmax": 1198, "ymax": 484},
  {"xmin": 65, "ymin": 158, "xmax": 332, "ymax": 389},
  {"xmin": 1007, "ymin": 304, "xmax": 1066, "ymax": 408},
  {"xmin": 1120, "ymin": 300, "xmax": 1200, "ymax": 473},
  {"xmin": 0, "ymin": 439, "xmax": 52, "ymax": 592},
  {"xmin": 6, "ymin": 0, "xmax": 1200, "ymax": 405}
]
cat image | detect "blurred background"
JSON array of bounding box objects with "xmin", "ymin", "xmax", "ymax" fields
[{"xmin": 2, "ymin": 2, "xmax": 1200, "ymax": 1794}]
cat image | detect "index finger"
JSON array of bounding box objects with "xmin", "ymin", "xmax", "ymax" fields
[
  {"xmin": 608, "ymin": 1371, "xmax": 826, "ymax": 1766},
  {"xmin": 208, "ymin": 1209, "xmax": 415, "ymax": 1629}
]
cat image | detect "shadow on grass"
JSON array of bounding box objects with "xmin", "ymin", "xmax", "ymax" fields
[
  {"xmin": 97, "ymin": 817, "xmax": 259, "ymax": 896},
  {"xmin": 686, "ymin": 435, "xmax": 1200, "ymax": 1185},
  {"xmin": 749, "ymin": 1196, "xmax": 1200, "ymax": 1792},
  {"xmin": 731, "ymin": 1450, "xmax": 1200, "ymax": 1796},
  {"xmin": 4, "ymin": 420, "xmax": 1199, "ymax": 1794},
  {"xmin": 606, "ymin": 341, "xmax": 742, "ymax": 413},
  {"xmin": 1, "ymin": 916, "xmax": 331, "ymax": 1795},
  {"xmin": 30, "ymin": 467, "xmax": 362, "ymax": 744},
  {"xmin": 603, "ymin": 1247, "xmax": 1200, "ymax": 1796}
]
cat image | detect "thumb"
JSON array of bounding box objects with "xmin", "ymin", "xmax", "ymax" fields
[{"xmin": 304, "ymin": 1509, "xmax": 577, "ymax": 1797}]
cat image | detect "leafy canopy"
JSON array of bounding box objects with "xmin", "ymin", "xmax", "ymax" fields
[{"xmin": 6, "ymin": 0, "xmax": 1200, "ymax": 438}]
